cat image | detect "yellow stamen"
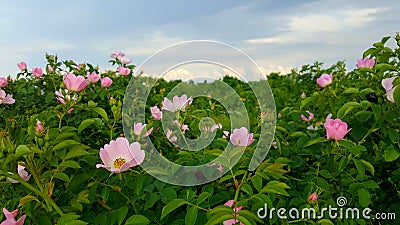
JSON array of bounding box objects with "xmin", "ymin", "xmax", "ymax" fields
[{"xmin": 113, "ymin": 157, "xmax": 126, "ymax": 169}]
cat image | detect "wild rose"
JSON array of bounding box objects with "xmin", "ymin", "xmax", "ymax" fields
[
  {"xmin": 32, "ymin": 67, "xmax": 43, "ymax": 78},
  {"xmin": 301, "ymin": 110, "xmax": 314, "ymax": 122},
  {"xmin": 308, "ymin": 192, "xmax": 318, "ymax": 203},
  {"xmin": 271, "ymin": 141, "xmax": 277, "ymax": 149},
  {"xmin": 96, "ymin": 137, "xmax": 145, "ymax": 173},
  {"xmin": 316, "ymin": 73, "xmax": 333, "ymax": 88},
  {"xmin": 301, "ymin": 92, "xmax": 306, "ymax": 99},
  {"xmin": 382, "ymin": 77, "xmax": 398, "ymax": 103},
  {"xmin": 0, "ymin": 90, "xmax": 15, "ymax": 104},
  {"xmin": 356, "ymin": 58, "xmax": 375, "ymax": 69},
  {"xmin": 203, "ymin": 123, "xmax": 222, "ymax": 132},
  {"xmin": 118, "ymin": 66, "xmax": 131, "ymax": 76},
  {"xmin": 166, "ymin": 129, "xmax": 177, "ymax": 142},
  {"xmin": 8, "ymin": 164, "xmax": 31, "ymax": 184},
  {"xmin": 162, "ymin": 94, "xmax": 193, "ymax": 112},
  {"xmin": 223, "ymin": 200, "xmax": 244, "ymax": 225},
  {"xmin": 133, "ymin": 122, "xmax": 153, "ymax": 137},
  {"xmin": 1, "ymin": 208, "xmax": 26, "ymax": 225},
  {"xmin": 55, "ymin": 89, "xmax": 77, "ymax": 105},
  {"xmin": 101, "ymin": 77, "xmax": 113, "ymax": 87},
  {"xmin": 230, "ymin": 127, "xmax": 254, "ymax": 147},
  {"xmin": 47, "ymin": 65, "xmax": 54, "ymax": 72},
  {"xmin": 117, "ymin": 56, "xmax": 131, "ymax": 64},
  {"xmin": 110, "ymin": 51, "xmax": 125, "ymax": 59},
  {"xmin": 63, "ymin": 74, "xmax": 88, "ymax": 92},
  {"xmin": 35, "ymin": 120, "xmax": 45, "ymax": 137},
  {"xmin": 0, "ymin": 77, "xmax": 8, "ymax": 88},
  {"xmin": 87, "ymin": 71, "xmax": 100, "ymax": 83},
  {"xmin": 67, "ymin": 107, "xmax": 74, "ymax": 114},
  {"xmin": 324, "ymin": 114, "xmax": 351, "ymax": 141},
  {"xmin": 172, "ymin": 120, "xmax": 189, "ymax": 134},
  {"xmin": 150, "ymin": 106, "xmax": 162, "ymax": 120},
  {"xmin": 17, "ymin": 62, "xmax": 27, "ymax": 71},
  {"xmin": 208, "ymin": 163, "xmax": 223, "ymax": 173}
]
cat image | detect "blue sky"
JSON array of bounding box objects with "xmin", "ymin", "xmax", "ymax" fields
[{"xmin": 0, "ymin": 0, "xmax": 399, "ymax": 78}]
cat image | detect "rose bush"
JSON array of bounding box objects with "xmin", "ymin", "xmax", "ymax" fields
[{"xmin": 0, "ymin": 34, "xmax": 400, "ymax": 225}]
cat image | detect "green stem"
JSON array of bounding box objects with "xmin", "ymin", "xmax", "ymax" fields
[
  {"xmin": 233, "ymin": 171, "xmax": 248, "ymax": 203},
  {"xmin": 2, "ymin": 171, "xmax": 64, "ymax": 216}
]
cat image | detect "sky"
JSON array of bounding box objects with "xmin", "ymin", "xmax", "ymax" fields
[{"xmin": 0, "ymin": 0, "xmax": 399, "ymax": 79}]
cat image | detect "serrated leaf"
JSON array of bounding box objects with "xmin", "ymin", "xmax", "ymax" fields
[
  {"xmin": 19, "ymin": 195, "xmax": 39, "ymax": 207},
  {"xmin": 53, "ymin": 172, "xmax": 70, "ymax": 182},
  {"xmin": 59, "ymin": 160, "xmax": 81, "ymax": 169},
  {"xmin": 53, "ymin": 140, "xmax": 82, "ymax": 151},
  {"xmin": 384, "ymin": 146, "xmax": 400, "ymax": 162},
  {"xmin": 64, "ymin": 149, "xmax": 90, "ymax": 160},
  {"xmin": 161, "ymin": 199, "xmax": 187, "ymax": 219},
  {"xmin": 304, "ymin": 137, "xmax": 326, "ymax": 147},
  {"xmin": 359, "ymin": 159, "xmax": 375, "ymax": 176},
  {"xmin": 15, "ymin": 145, "xmax": 32, "ymax": 157},
  {"xmin": 78, "ymin": 118, "xmax": 95, "ymax": 134},
  {"xmin": 196, "ymin": 192, "xmax": 211, "ymax": 205},
  {"xmin": 92, "ymin": 107, "xmax": 108, "ymax": 121},
  {"xmin": 260, "ymin": 181, "xmax": 290, "ymax": 196},
  {"xmin": 337, "ymin": 102, "xmax": 361, "ymax": 118},
  {"xmin": 358, "ymin": 188, "xmax": 371, "ymax": 207},
  {"xmin": 185, "ymin": 206, "xmax": 198, "ymax": 225},
  {"xmin": 125, "ymin": 215, "xmax": 150, "ymax": 225}
]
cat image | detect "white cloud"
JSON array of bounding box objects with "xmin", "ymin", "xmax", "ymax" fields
[
  {"xmin": 343, "ymin": 8, "xmax": 387, "ymax": 27},
  {"xmin": 289, "ymin": 15, "xmax": 341, "ymax": 32}
]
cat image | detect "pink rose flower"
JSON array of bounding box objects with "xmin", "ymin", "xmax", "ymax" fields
[
  {"xmin": 0, "ymin": 90, "xmax": 15, "ymax": 104},
  {"xmin": 133, "ymin": 122, "xmax": 153, "ymax": 137},
  {"xmin": 301, "ymin": 92, "xmax": 306, "ymax": 99},
  {"xmin": 101, "ymin": 77, "xmax": 113, "ymax": 87},
  {"xmin": 222, "ymin": 131, "xmax": 230, "ymax": 139},
  {"xmin": 63, "ymin": 74, "xmax": 88, "ymax": 92},
  {"xmin": 150, "ymin": 106, "xmax": 162, "ymax": 120},
  {"xmin": 356, "ymin": 58, "xmax": 375, "ymax": 69},
  {"xmin": 35, "ymin": 120, "xmax": 45, "ymax": 137},
  {"xmin": 324, "ymin": 114, "xmax": 351, "ymax": 141},
  {"xmin": 32, "ymin": 67, "xmax": 43, "ymax": 78},
  {"xmin": 223, "ymin": 200, "xmax": 244, "ymax": 225},
  {"xmin": 17, "ymin": 62, "xmax": 27, "ymax": 71},
  {"xmin": 382, "ymin": 77, "xmax": 398, "ymax": 103},
  {"xmin": 96, "ymin": 137, "xmax": 145, "ymax": 173},
  {"xmin": 87, "ymin": 71, "xmax": 100, "ymax": 83},
  {"xmin": 117, "ymin": 56, "xmax": 131, "ymax": 64},
  {"xmin": 110, "ymin": 51, "xmax": 125, "ymax": 59},
  {"xmin": 166, "ymin": 129, "xmax": 177, "ymax": 142},
  {"xmin": 1, "ymin": 208, "xmax": 26, "ymax": 225},
  {"xmin": 301, "ymin": 110, "xmax": 314, "ymax": 122},
  {"xmin": 308, "ymin": 192, "xmax": 318, "ymax": 202},
  {"xmin": 230, "ymin": 127, "xmax": 254, "ymax": 146},
  {"xmin": 47, "ymin": 65, "xmax": 54, "ymax": 72},
  {"xmin": 162, "ymin": 94, "xmax": 193, "ymax": 112},
  {"xmin": 0, "ymin": 77, "xmax": 8, "ymax": 88},
  {"xmin": 8, "ymin": 164, "xmax": 31, "ymax": 184},
  {"xmin": 316, "ymin": 73, "xmax": 333, "ymax": 88},
  {"xmin": 118, "ymin": 66, "xmax": 131, "ymax": 76}
]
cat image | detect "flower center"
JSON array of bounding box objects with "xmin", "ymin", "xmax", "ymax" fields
[
  {"xmin": 113, "ymin": 157, "xmax": 126, "ymax": 169},
  {"xmin": 0, "ymin": 97, "xmax": 3, "ymax": 101}
]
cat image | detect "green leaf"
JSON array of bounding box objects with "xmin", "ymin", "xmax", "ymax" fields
[
  {"xmin": 196, "ymin": 192, "xmax": 211, "ymax": 205},
  {"xmin": 57, "ymin": 214, "xmax": 82, "ymax": 225},
  {"xmin": 205, "ymin": 214, "xmax": 235, "ymax": 225},
  {"xmin": 304, "ymin": 137, "xmax": 326, "ymax": 147},
  {"xmin": 358, "ymin": 188, "xmax": 371, "ymax": 207},
  {"xmin": 53, "ymin": 172, "xmax": 70, "ymax": 182},
  {"xmin": 362, "ymin": 180, "xmax": 380, "ymax": 189},
  {"xmin": 59, "ymin": 160, "xmax": 81, "ymax": 169},
  {"xmin": 394, "ymin": 86, "xmax": 400, "ymax": 106},
  {"xmin": 64, "ymin": 149, "xmax": 90, "ymax": 160},
  {"xmin": 260, "ymin": 181, "xmax": 290, "ymax": 196},
  {"xmin": 92, "ymin": 107, "xmax": 109, "ymax": 121},
  {"xmin": 110, "ymin": 206, "xmax": 128, "ymax": 225},
  {"xmin": 384, "ymin": 146, "xmax": 400, "ymax": 162},
  {"xmin": 125, "ymin": 215, "xmax": 150, "ymax": 225},
  {"xmin": 78, "ymin": 118, "xmax": 95, "ymax": 134},
  {"xmin": 317, "ymin": 219, "xmax": 335, "ymax": 225},
  {"xmin": 359, "ymin": 159, "xmax": 375, "ymax": 176},
  {"xmin": 161, "ymin": 199, "xmax": 187, "ymax": 219},
  {"xmin": 19, "ymin": 194, "xmax": 39, "ymax": 207},
  {"xmin": 185, "ymin": 206, "xmax": 198, "ymax": 225},
  {"xmin": 53, "ymin": 140, "xmax": 82, "ymax": 151},
  {"xmin": 337, "ymin": 102, "xmax": 361, "ymax": 118},
  {"xmin": 342, "ymin": 88, "xmax": 359, "ymax": 94},
  {"xmin": 15, "ymin": 145, "xmax": 32, "ymax": 157}
]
